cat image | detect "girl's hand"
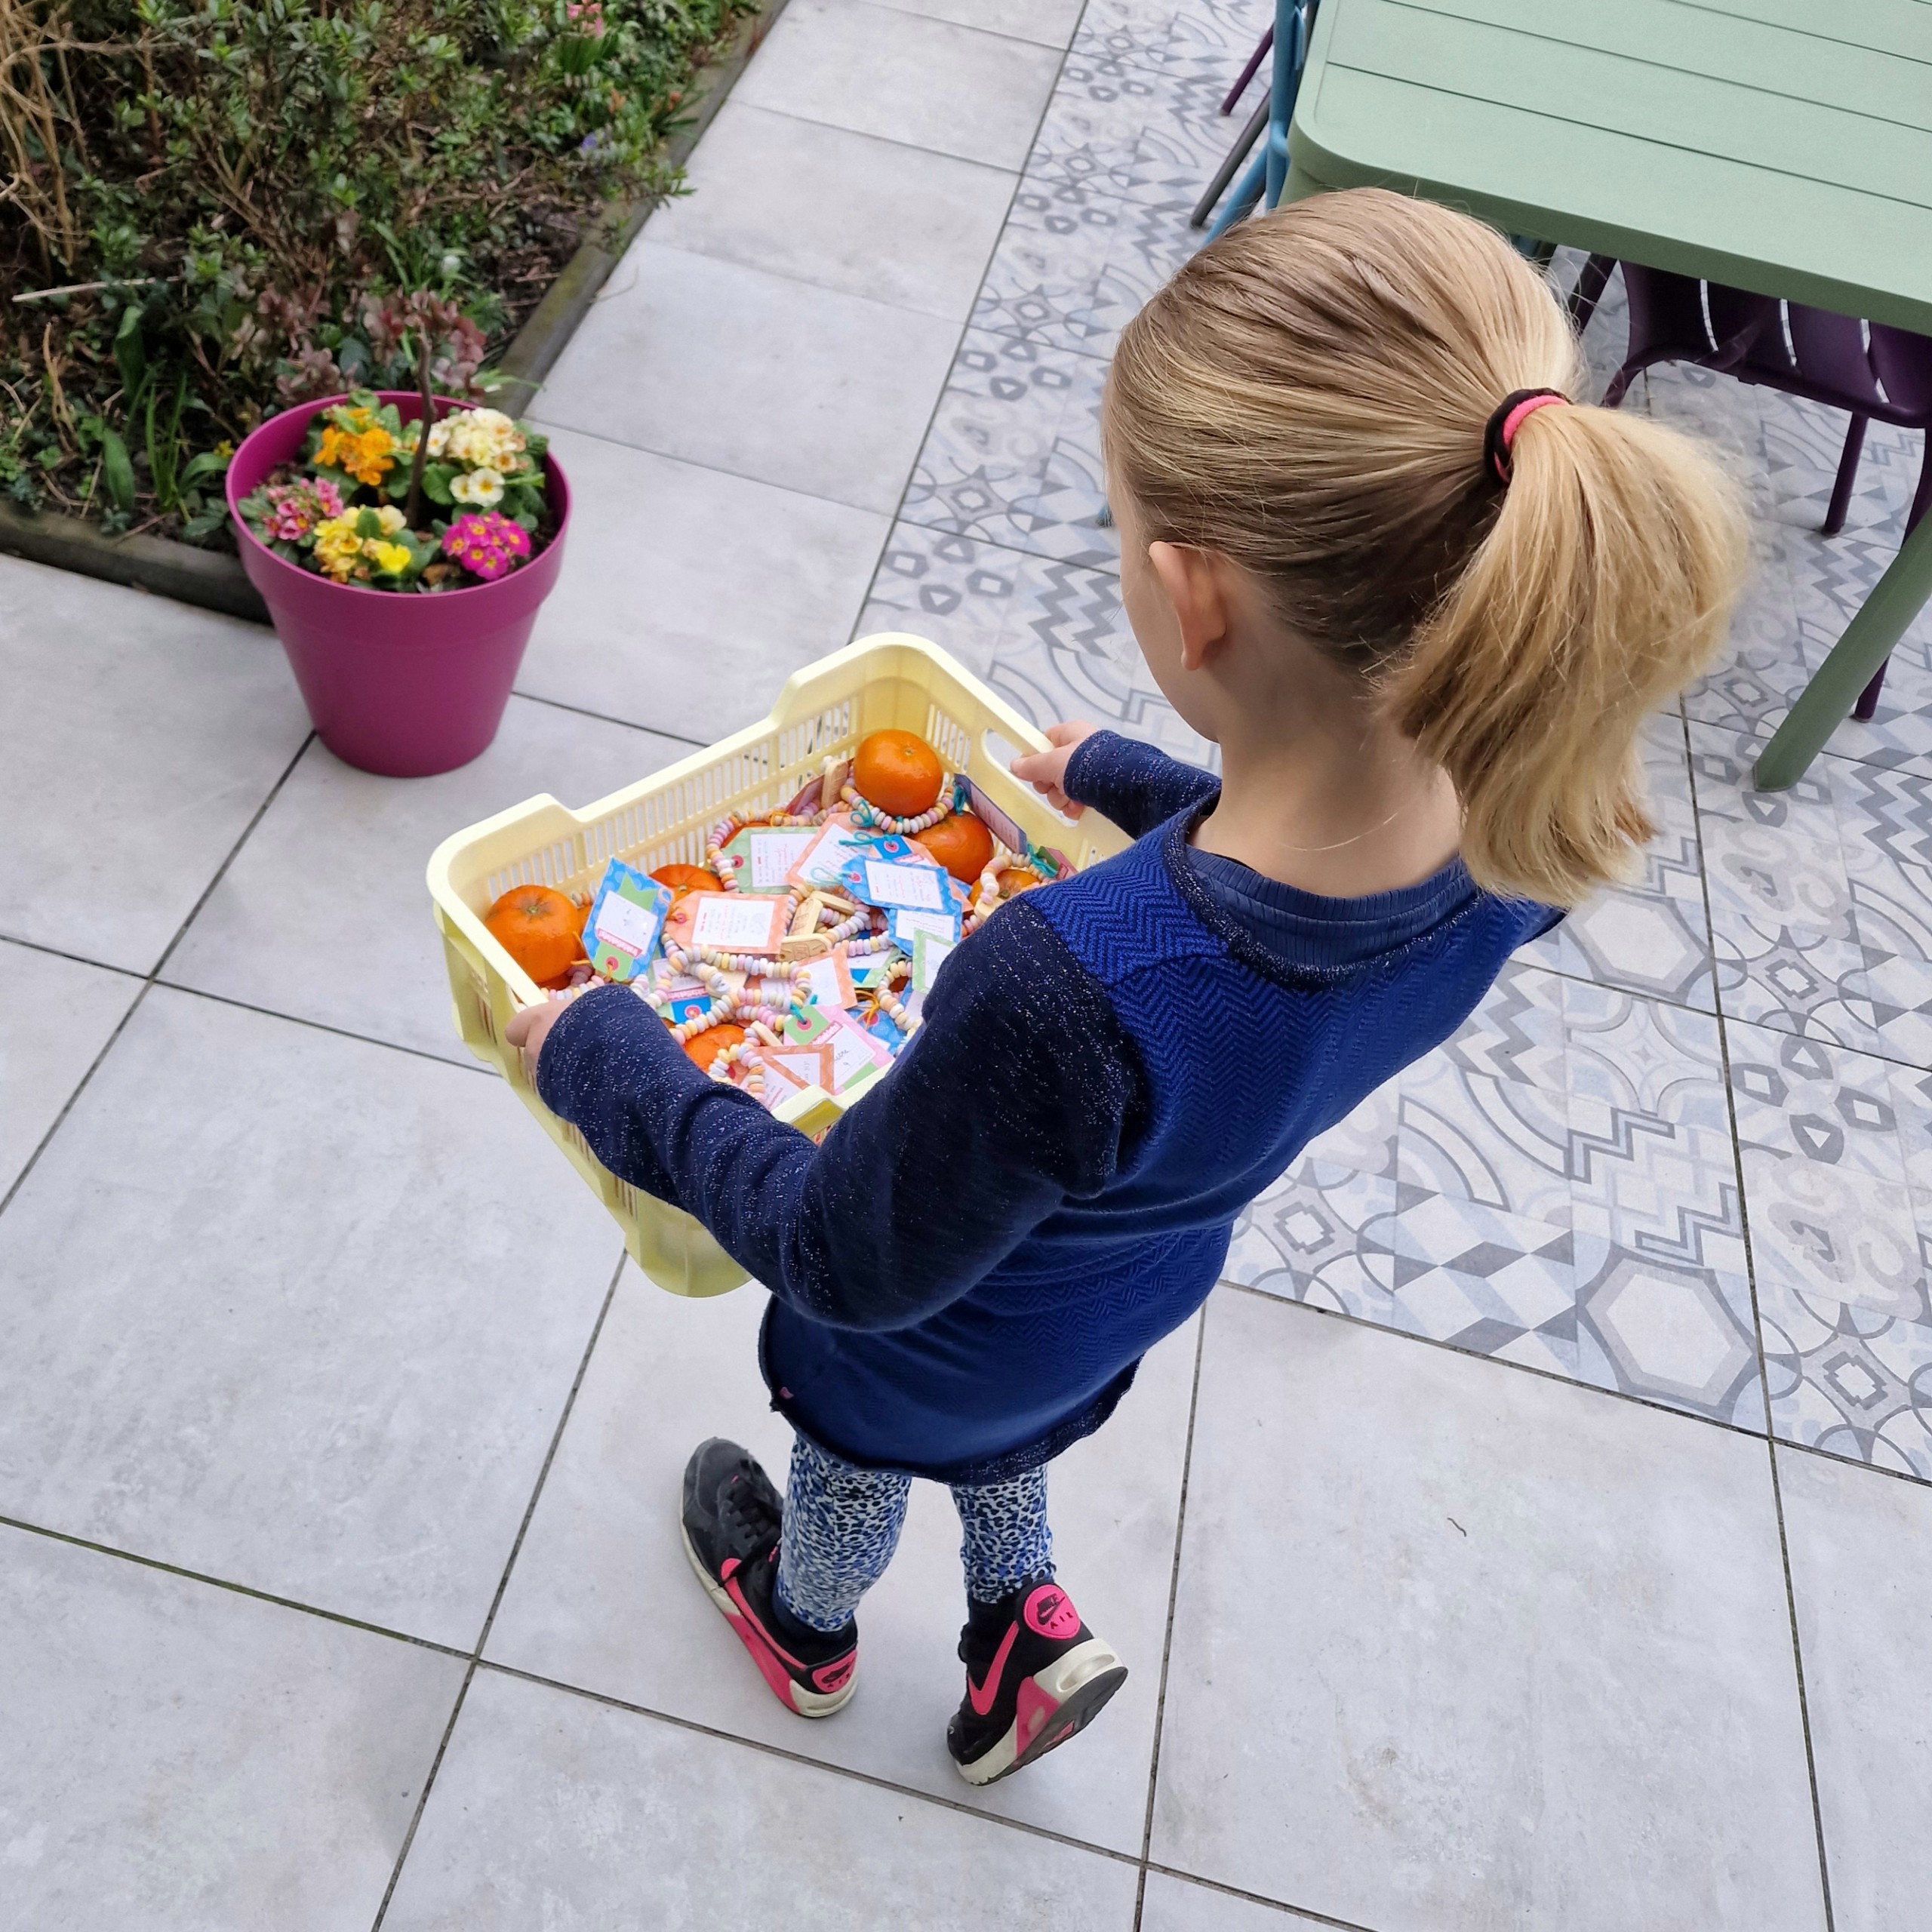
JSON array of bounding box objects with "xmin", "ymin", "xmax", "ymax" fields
[
  {"xmin": 1008, "ymin": 721, "xmax": 1097, "ymax": 818},
  {"xmin": 505, "ymin": 985, "xmax": 588, "ymax": 1083}
]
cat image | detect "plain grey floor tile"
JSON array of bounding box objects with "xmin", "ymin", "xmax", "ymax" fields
[
  {"xmin": 515, "ymin": 427, "xmax": 888, "ymax": 737},
  {"xmin": 1152, "ymin": 1291, "xmax": 1826, "ymax": 1932},
  {"xmin": 485, "ymin": 1269, "xmax": 1196, "ymax": 1856},
  {"xmin": 383, "ymin": 1666, "xmax": 1141, "ymax": 1930},
  {"xmin": 648, "ymin": 102, "xmax": 1015, "ymax": 319},
  {"xmin": 0, "ymin": 939, "xmax": 140, "ymax": 1196},
  {"xmin": 737, "ymin": 0, "xmax": 1063, "ymax": 169},
  {"xmin": 0, "ymin": 555, "xmax": 310, "ymax": 974},
  {"xmin": 1138, "ymin": 1872, "xmax": 1334, "ymax": 1932},
  {"xmin": 165, "ymin": 697, "xmax": 688, "ymax": 1064},
  {"xmin": 869, "ymin": 0, "xmax": 1085, "ymax": 46},
  {"xmin": 537, "ymin": 245, "xmax": 958, "ymax": 512},
  {"xmin": 1777, "ymin": 1448, "xmax": 1932, "ymax": 1932},
  {"xmin": 0, "ymin": 1524, "xmax": 463, "ymax": 1932},
  {"xmin": 0, "ymin": 989, "xmax": 618, "ymax": 1647}
]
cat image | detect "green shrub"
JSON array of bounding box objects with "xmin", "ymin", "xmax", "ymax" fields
[{"xmin": 1, "ymin": 0, "xmax": 743, "ymax": 537}]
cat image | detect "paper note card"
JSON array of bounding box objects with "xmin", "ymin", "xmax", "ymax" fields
[
  {"xmin": 583, "ymin": 862, "xmax": 672, "ymax": 984},
  {"xmin": 824, "ymin": 1011, "xmax": 894, "ymax": 1091},
  {"xmin": 783, "ymin": 999, "xmax": 835, "ymax": 1046},
  {"xmin": 795, "ymin": 947, "xmax": 857, "ymax": 1014},
  {"xmin": 788, "ymin": 817, "xmax": 874, "ymax": 890},
  {"xmin": 912, "ymin": 928, "xmax": 954, "ymax": 993},
  {"xmin": 686, "ymin": 894, "xmax": 790, "ymax": 954},
  {"xmin": 747, "ymin": 828, "xmax": 820, "ymax": 890},
  {"xmin": 891, "ymin": 907, "xmax": 959, "ymax": 950},
  {"xmin": 755, "ymin": 1041, "xmax": 837, "ymax": 1101},
  {"xmin": 856, "ymin": 859, "xmax": 946, "ymax": 911}
]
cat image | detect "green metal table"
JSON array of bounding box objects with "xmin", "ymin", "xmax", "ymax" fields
[{"xmin": 1281, "ymin": 0, "xmax": 1932, "ymax": 789}]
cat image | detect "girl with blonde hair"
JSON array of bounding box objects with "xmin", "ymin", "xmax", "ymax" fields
[{"xmin": 511, "ymin": 188, "xmax": 1747, "ymax": 1786}]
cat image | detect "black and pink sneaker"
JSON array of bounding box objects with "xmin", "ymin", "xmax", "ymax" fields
[
  {"xmin": 679, "ymin": 1438, "xmax": 858, "ymax": 1718},
  {"xmin": 946, "ymin": 1580, "xmax": 1127, "ymax": 1786}
]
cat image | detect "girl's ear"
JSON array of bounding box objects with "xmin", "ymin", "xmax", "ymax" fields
[{"xmin": 1147, "ymin": 540, "xmax": 1231, "ymax": 670}]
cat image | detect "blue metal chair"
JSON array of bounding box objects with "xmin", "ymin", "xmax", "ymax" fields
[{"xmin": 1198, "ymin": 0, "xmax": 1318, "ymax": 242}]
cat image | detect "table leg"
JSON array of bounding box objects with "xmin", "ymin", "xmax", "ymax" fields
[{"xmin": 1754, "ymin": 510, "xmax": 1932, "ymax": 790}]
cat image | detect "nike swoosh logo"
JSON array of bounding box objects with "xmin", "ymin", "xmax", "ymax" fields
[{"xmin": 967, "ymin": 1623, "xmax": 1020, "ymax": 1717}]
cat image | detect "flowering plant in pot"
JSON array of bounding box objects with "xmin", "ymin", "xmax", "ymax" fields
[{"xmin": 227, "ymin": 294, "xmax": 570, "ymax": 779}]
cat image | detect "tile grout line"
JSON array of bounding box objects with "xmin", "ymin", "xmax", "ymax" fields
[
  {"xmin": 1131, "ymin": 1307, "xmax": 1208, "ymax": 1932},
  {"xmin": 506, "ymin": 683, "xmax": 710, "ymax": 749},
  {"xmin": 838, "ymin": 0, "xmax": 1083, "ymax": 57},
  {"xmin": 1141, "ymin": 1860, "xmax": 1385, "ymax": 1932},
  {"xmin": 722, "ymin": 96, "xmax": 1030, "ymax": 174},
  {"xmin": 472, "ymin": 1654, "xmax": 1148, "ymax": 1872},
  {"xmin": 0, "ymin": 730, "xmax": 316, "ymax": 1225},
  {"xmin": 850, "ymin": 0, "xmax": 1095, "ymax": 645},
  {"xmin": 0, "ymin": 1512, "xmax": 474, "ymax": 1660},
  {"xmin": 1764, "ymin": 1441, "xmax": 1840, "ymax": 1932},
  {"xmin": 1685, "ymin": 704, "xmax": 1838, "ymax": 1925},
  {"xmin": 368, "ymin": 1250, "xmax": 628, "ymax": 1932}
]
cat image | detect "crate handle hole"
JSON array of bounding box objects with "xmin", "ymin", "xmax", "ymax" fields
[{"xmin": 980, "ymin": 727, "xmax": 1077, "ymax": 826}]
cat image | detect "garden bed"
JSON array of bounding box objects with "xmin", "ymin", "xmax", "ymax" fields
[{"xmin": 0, "ymin": 0, "xmax": 783, "ymax": 618}]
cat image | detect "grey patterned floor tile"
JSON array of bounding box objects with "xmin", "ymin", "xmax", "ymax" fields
[
  {"xmin": 1073, "ymin": 0, "xmax": 1263, "ymax": 85},
  {"xmin": 1023, "ymin": 51, "xmax": 1232, "ymax": 211},
  {"xmin": 1229, "ymin": 968, "xmax": 1760, "ymax": 1426},
  {"xmin": 1730, "ymin": 1021, "xmax": 1932, "ymax": 1477},
  {"xmin": 856, "ymin": 521, "xmax": 1216, "ymax": 764},
  {"xmin": 903, "ymin": 329, "xmax": 1117, "ymax": 568},
  {"xmin": 1693, "ymin": 722, "xmax": 1932, "ymax": 1065},
  {"xmin": 1523, "ymin": 715, "xmax": 1718, "ymax": 1011},
  {"xmin": 971, "ymin": 178, "xmax": 1196, "ymax": 359}
]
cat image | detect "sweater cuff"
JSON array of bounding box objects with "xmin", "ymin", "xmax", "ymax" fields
[
  {"xmin": 1061, "ymin": 729, "xmax": 1128, "ymax": 811},
  {"xmin": 534, "ymin": 980, "xmax": 705, "ymax": 1119}
]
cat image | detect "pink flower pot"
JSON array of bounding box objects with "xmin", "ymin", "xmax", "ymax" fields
[{"xmin": 227, "ymin": 390, "xmax": 570, "ymax": 777}]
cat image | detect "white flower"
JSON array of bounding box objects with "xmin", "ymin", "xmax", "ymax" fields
[
  {"xmin": 451, "ymin": 466, "xmax": 506, "ymax": 508},
  {"xmin": 426, "ymin": 419, "xmax": 455, "ymax": 458}
]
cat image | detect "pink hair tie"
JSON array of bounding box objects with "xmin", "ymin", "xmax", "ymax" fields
[{"xmin": 1483, "ymin": 388, "xmax": 1569, "ymax": 484}]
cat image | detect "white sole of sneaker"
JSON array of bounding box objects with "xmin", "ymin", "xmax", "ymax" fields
[
  {"xmin": 955, "ymin": 1636, "xmax": 1128, "ymax": 1786},
  {"xmin": 680, "ymin": 1524, "xmax": 857, "ymax": 1718}
]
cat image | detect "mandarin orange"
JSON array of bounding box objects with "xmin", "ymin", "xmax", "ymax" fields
[
  {"xmin": 484, "ymin": 884, "xmax": 584, "ymax": 984},
  {"xmin": 914, "ymin": 811, "xmax": 995, "ymax": 883},
  {"xmin": 651, "ymin": 863, "xmax": 717, "ymax": 898},
  {"xmin": 851, "ymin": 729, "xmax": 944, "ymax": 818},
  {"xmin": 681, "ymin": 1022, "xmax": 746, "ymax": 1069}
]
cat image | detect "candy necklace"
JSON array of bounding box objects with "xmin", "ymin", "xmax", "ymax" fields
[{"xmin": 841, "ymin": 778, "xmax": 956, "ymax": 837}]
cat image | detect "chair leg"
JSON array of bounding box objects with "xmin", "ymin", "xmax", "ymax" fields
[
  {"xmin": 1568, "ymin": 254, "xmax": 1616, "ymax": 334},
  {"xmin": 1601, "ymin": 360, "xmax": 1642, "ymax": 409},
  {"xmin": 1823, "ymin": 414, "xmax": 1868, "ymax": 538},
  {"xmin": 1191, "ymin": 97, "xmax": 1269, "ymax": 229},
  {"xmin": 1221, "ymin": 25, "xmax": 1272, "ymax": 114},
  {"xmin": 1206, "ymin": 146, "xmax": 1269, "ymax": 242},
  {"xmin": 1850, "ymin": 432, "xmax": 1930, "ymax": 721}
]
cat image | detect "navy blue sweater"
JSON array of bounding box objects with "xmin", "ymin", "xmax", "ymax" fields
[{"xmin": 538, "ymin": 734, "xmax": 1558, "ymax": 1481}]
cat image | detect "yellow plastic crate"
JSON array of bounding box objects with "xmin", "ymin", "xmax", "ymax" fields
[{"xmin": 426, "ymin": 633, "xmax": 1131, "ymax": 1297}]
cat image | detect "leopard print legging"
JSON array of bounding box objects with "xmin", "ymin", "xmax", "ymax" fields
[{"xmin": 774, "ymin": 1431, "xmax": 1054, "ymax": 1634}]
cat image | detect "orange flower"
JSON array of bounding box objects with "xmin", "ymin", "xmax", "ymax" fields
[{"xmin": 316, "ymin": 423, "xmax": 397, "ymax": 488}]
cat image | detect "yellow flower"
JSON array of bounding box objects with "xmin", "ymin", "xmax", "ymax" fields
[
  {"xmin": 451, "ymin": 466, "xmax": 505, "ymax": 508},
  {"xmin": 312, "ymin": 513, "xmax": 365, "ymax": 580},
  {"xmin": 367, "ymin": 540, "xmax": 413, "ymax": 574}
]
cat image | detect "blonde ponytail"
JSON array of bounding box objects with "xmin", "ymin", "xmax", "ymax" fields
[{"xmin": 1106, "ymin": 189, "xmax": 1749, "ymax": 908}]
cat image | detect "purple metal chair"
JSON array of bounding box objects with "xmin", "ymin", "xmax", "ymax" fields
[{"xmin": 1572, "ymin": 258, "xmax": 1932, "ymax": 719}]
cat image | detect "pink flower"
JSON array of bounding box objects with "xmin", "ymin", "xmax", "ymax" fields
[
  {"xmin": 567, "ymin": 0, "xmax": 605, "ymax": 32},
  {"xmin": 442, "ymin": 512, "xmax": 534, "ymax": 583},
  {"xmin": 263, "ymin": 477, "xmax": 344, "ymax": 542}
]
